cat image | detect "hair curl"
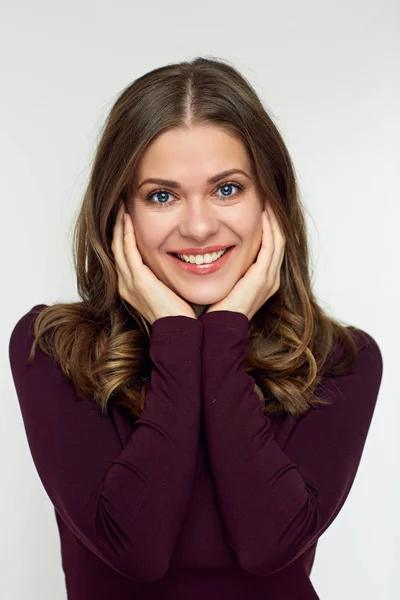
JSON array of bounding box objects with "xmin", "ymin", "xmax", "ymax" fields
[{"xmin": 26, "ymin": 56, "xmax": 370, "ymax": 421}]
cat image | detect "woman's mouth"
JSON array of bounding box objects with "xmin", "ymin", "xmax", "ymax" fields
[{"xmin": 167, "ymin": 246, "xmax": 235, "ymax": 275}]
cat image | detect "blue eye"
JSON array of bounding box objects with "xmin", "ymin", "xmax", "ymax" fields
[
  {"xmin": 216, "ymin": 183, "xmax": 244, "ymax": 198},
  {"xmin": 144, "ymin": 181, "xmax": 245, "ymax": 208},
  {"xmin": 147, "ymin": 190, "xmax": 172, "ymax": 205}
]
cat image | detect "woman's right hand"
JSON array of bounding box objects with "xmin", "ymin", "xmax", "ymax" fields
[{"xmin": 111, "ymin": 200, "xmax": 198, "ymax": 325}]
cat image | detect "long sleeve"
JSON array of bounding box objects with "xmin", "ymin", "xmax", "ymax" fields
[
  {"xmin": 9, "ymin": 304, "xmax": 203, "ymax": 583},
  {"xmin": 199, "ymin": 309, "xmax": 383, "ymax": 577}
]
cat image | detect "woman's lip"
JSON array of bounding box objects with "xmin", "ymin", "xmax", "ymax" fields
[
  {"xmin": 168, "ymin": 245, "xmax": 235, "ymax": 275},
  {"xmin": 168, "ymin": 245, "xmax": 235, "ymax": 257}
]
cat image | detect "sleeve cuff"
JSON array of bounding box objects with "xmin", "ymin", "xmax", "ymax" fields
[
  {"xmin": 200, "ymin": 310, "xmax": 250, "ymax": 331},
  {"xmin": 151, "ymin": 314, "xmax": 204, "ymax": 342}
]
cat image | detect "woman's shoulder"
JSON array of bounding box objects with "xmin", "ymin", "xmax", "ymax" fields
[
  {"xmin": 10, "ymin": 303, "xmax": 47, "ymax": 334},
  {"xmin": 346, "ymin": 325, "xmax": 383, "ymax": 371},
  {"xmin": 324, "ymin": 325, "xmax": 383, "ymax": 392},
  {"xmin": 9, "ymin": 304, "xmax": 49, "ymax": 363}
]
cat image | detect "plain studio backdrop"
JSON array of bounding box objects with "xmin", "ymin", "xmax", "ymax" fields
[{"xmin": 0, "ymin": 1, "xmax": 398, "ymax": 599}]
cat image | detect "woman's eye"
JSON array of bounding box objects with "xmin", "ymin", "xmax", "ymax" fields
[
  {"xmin": 145, "ymin": 181, "xmax": 244, "ymax": 207},
  {"xmin": 216, "ymin": 182, "xmax": 244, "ymax": 198},
  {"xmin": 146, "ymin": 190, "xmax": 173, "ymax": 205}
]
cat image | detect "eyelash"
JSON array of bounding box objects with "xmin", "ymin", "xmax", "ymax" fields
[{"xmin": 144, "ymin": 181, "xmax": 246, "ymax": 208}]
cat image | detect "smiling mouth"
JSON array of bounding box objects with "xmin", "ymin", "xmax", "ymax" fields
[{"xmin": 168, "ymin": 246, "xmax": 235, "ymax": 263}]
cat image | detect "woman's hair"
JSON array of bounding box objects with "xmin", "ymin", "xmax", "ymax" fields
[{"xmin": 26, "ymin": 56, "xmax": 370, "ymax": 421}]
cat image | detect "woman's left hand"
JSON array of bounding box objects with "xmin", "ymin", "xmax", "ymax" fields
[{"xmin": 204, "ymin": 203, "xmax": 286, "ymax": 321}]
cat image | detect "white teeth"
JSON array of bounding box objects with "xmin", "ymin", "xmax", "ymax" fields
[{"xmin": 176, "ymin": 248, "xmax": 228, "ymax": 264}]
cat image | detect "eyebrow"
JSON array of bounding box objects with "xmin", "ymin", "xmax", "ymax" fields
[{"xmin": 136, "ymin": 168, "xmax": 251, "ymax": 191}]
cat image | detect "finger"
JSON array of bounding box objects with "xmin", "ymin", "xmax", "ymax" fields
[
  {"xmin": 264, "ymin": 205, "xmax": 286, "ymax": 277},
  {"xmin": 267, "ymin": 204, "xmax": 286, "ymax": 249},
  {"xmin": 256, "ymin": 208, "xmax": 275, "ymax": 273},
  {"xmin": 111, "ymin": 202, "xmax": 131, "ymax": 282},
  {"xmin": 123, "ymin": 210, "xmax": 145, "ymax": 273}
]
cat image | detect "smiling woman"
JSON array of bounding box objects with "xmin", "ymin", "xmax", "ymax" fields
[{"xmin": 9, "ymin": 56, "xmax": 382, "ymax": 600}]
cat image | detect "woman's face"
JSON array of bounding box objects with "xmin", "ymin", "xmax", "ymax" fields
[{"xmin": 127, "ymin": 125, "xmax": 267, "ymax": 317}]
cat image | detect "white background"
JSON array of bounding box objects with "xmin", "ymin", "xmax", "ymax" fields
[{"xmin": 1, "ymin": 1, "xmax": 398, "ymax": 598}]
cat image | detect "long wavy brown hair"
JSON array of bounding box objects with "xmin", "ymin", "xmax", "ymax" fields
[{"xmin": 26, "ymin": 56, "xmax": 370, "ymax": 421}]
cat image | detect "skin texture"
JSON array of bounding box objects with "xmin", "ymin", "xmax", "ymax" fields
[{"xmin": 126, "ymin": 125, "xmax": 267, "ymax": 318}]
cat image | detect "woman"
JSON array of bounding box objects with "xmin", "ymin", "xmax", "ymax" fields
[{"xmin": 8, "ymin": 56, "xmax": 383, "ymax": 599}]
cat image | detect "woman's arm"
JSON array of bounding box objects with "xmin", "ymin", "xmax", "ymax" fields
[
  {"xmin": 9, "ymin": 304, "xmax": 203, "ymax": 582},
  {"xmin": 200, "ymin": 310, "xmax": 383, "ymax": 576}
]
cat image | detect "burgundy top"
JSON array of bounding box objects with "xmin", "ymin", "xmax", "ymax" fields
[{"xmin": 9, "ymin": 304, "xmax": 383, "ymax": 599}]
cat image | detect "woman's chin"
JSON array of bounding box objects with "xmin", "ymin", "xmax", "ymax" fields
[{"xmin": 173, "ymin": 287, "xmax": 232, "ymax": 314}]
